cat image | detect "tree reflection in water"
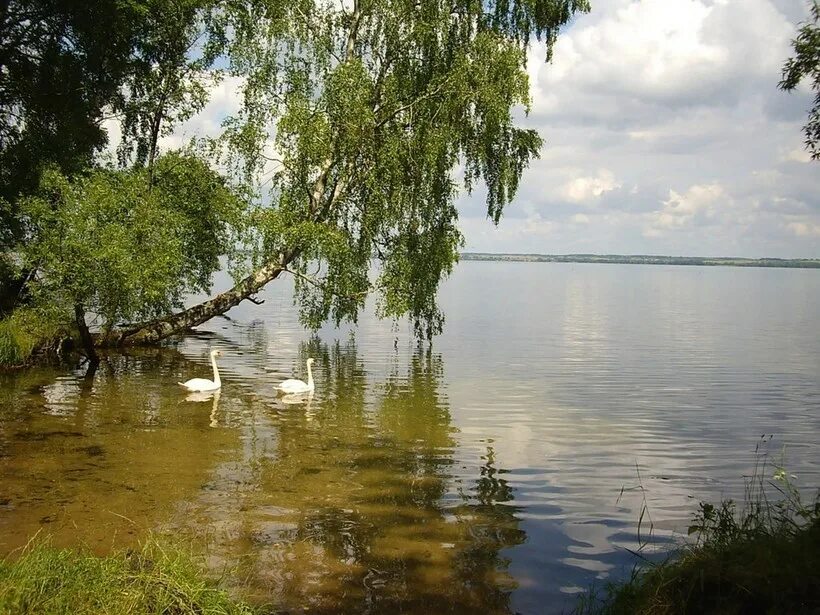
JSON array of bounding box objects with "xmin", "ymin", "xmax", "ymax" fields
[{"xmin": 177, "ymin": 340, "xmax": 526, "ymax": 614}]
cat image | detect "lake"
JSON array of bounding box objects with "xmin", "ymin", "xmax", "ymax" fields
[{"xmin": 1, "ymin": 262, "xmax": 818, "ymax": 613}]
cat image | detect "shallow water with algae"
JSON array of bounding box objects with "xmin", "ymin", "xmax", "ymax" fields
[{"xmin": 1, "ymin": 262, "xmax": 818, "ymax": 613}]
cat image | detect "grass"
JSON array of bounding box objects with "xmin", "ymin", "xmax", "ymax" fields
[
  {"xmin": 0, "ymin": 537, "xmax": 256, "ymax": 615},
  {"xmin": 577, "ymin": 448, "xmax": 820, "ymax": 614},
  {"xmin": 0, "ymin": 317, "xmax": 36, "ymax": 367},
  {"xmin": 0, "ymin": 306, "xmax": 66, "ymax": 367}
]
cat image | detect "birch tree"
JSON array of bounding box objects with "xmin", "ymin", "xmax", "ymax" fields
[{"xmin": 108, "ymin": 0, "xmax": 589, "ymax": 344}]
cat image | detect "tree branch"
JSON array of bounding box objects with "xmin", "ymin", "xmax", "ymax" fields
[
  {"xmin": 375, "ymin": 76, "xmax": 452, "ymax": 129},
  {"xmin": 344, "ymin": 0, "xmax": 361, "ymax": 62}
]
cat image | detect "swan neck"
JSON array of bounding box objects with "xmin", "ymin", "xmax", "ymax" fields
[
  {"xmin": 306, "ymin": 361, "xmax": 314, "ymax": 389},
  {"xmin": 211, "ymin": 353, "xmax": 221, "ymax": 386}
]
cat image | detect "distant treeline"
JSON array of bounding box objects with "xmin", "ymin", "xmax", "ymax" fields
[{"xmin": 460, "ymin": 253, "xmax": 820, "ymax": 269}]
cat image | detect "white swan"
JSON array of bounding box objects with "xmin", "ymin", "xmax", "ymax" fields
[
  {"xmin": 179, "ymin": 349, "xmax": 223, "ymax": 392},
  {"xmin": 277, "ymin": 358, "xmax": 314, "ymax": 394}
]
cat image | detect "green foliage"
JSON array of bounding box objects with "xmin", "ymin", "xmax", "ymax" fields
[
  {"xmin": 0, "ymin": 538, "xmax": 255, "ymax": 614},
  {"xmin": 17, "ymin": 152, "xmax": 245, "ymax": 329},
  {"xmin": 581, "ymin": 516, "xmax": 820, "ymax": 615},
  {"xmin": 0, "ymin": 0, "xmax": 224, "ymax": 248},
  {"xmin": 0, "ymin": 319, "xmax": 33, "ymax": 367},
  {"xmin": 0, "ymin": 1, "xmax": 140, "ymax": 209},
  {"xmin": 577, "ymin": 453, "xmax": 820, "ymax": 615},
  {"xmin": 780, "ymin": 1, "xmax": 820, "ymax": 160},
  {"xmin": 117, "ymin": 0, "xmax": 225, "ymax": 168}
]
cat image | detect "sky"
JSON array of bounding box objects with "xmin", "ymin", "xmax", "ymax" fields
[
  {"xmin": 162, "ymin": 0, "xmax": 820, "ymax": 259},
  {"xmin": 459, "ymin": 0, "xmax": 819, "ymax": 258}
]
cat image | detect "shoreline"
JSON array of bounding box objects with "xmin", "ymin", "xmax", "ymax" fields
[{"xmin": 460, "ymin": 253, "xmax": 820, "ymax": 269}]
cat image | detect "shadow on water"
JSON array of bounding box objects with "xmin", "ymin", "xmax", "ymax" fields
[{"xmin": 0, "ymin": 341, "xmax": 528, "ymax": 614}]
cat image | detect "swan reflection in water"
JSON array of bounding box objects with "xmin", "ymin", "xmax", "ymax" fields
[
  {"xmin": 184, "ymin": 389, "xmax": 221, "ymax": 428},
  {"xmin": 185, "ymin": 386, "xmax": 315, "ymax": 426},
  {"xmin": 279, "ymin": 390, "xmax": 315, "ymax": 421}
]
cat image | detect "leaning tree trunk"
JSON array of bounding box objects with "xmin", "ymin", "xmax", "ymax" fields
[{"xmin": 96, "ymin": 260, "xmax": 287, "ymax": 347}]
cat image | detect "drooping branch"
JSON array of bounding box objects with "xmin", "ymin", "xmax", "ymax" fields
[{"xmin": 283, "ymin": 265, "xmax": 369, "ymax": 298}]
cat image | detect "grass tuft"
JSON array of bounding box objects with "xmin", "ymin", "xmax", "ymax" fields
[
  {"xmin": 0, "ymin": 307, "xmax": 65, "ymax": 367},
  {"xmin": 0, "ymin": 537, "xmax": 256, "ymax": 614},
  {"xmin": 577, "ymin": 447, "xmax": 820, "ymax": 614}
]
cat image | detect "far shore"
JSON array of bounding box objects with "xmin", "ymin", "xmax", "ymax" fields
[{"xmin": 460, "ymin": 252, "xmax": 820, "ymax": 269}]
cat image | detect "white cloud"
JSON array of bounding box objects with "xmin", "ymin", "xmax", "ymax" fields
[
  {"xmin": 653, "ymin": 184, "xmax": 726, "ymax": 228},
  {"xmin": 781, "ymin": 145, "xmax": 813, "ymax": 163},
  {"xmin": 558, "ymin": 0, "xmax": 723, "ymax": 98},
  {"xmin": 530, "ymin": 0, "xmax": 795, "ymax": 120},
  {"xmin": 645, "ymin": 183, "xmax": 725, "ymax": 234},
  {"xmin": 482, "ymin": 0, "xmax": 819, "ymax": 258},
  {"xmin": 786, "ymin": 221, "xmax": 820, "ymax": 238},
  {"xmin": 561, "ymin": 169, "xmax": 622, "ymax": 203},
  {"xmin": 159, "ymin": 75, "xmax": 246, "ymax": 151},
  {"xmin": 523, "ymin": 214, "xmax": 557, "ymax": 236}
]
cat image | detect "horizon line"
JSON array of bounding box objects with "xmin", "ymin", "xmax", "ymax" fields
[{"xmin": 460, "ymin": 251, "xmax": 820, "ymax": 261}]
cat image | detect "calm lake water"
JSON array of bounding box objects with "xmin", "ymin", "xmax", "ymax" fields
[{"xmin": 1, "ymin": 262, "xmax": 819, "ymax": 613}]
